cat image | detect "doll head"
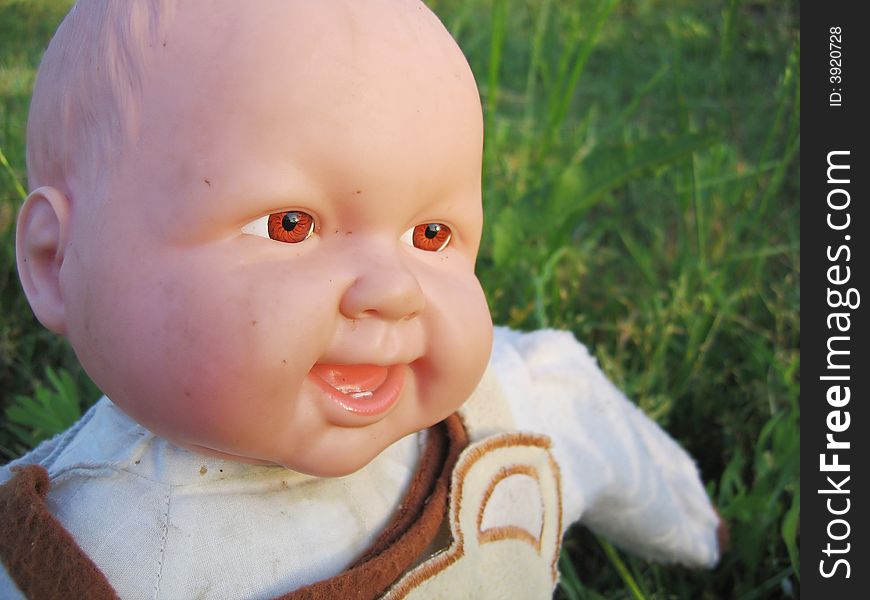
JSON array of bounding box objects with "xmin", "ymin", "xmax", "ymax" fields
[{"xmin": 16, "ymin": 0, "xmax": 493, "ymax": 476}]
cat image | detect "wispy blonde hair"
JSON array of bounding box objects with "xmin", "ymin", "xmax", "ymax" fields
[{"xmin": 26, "ymin": 0, "xmax": 176, "ymax": 194}]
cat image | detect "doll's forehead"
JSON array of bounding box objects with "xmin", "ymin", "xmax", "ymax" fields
[
  {"xmin": 139, "ymin": 1, "xmax": 480, "ymax": 151},
  {"xmin": 120, "ymin": 0, "xmax": 483, "ymax": 215}
]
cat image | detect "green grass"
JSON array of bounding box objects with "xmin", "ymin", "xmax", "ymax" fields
[{"xmin": 1, "ymin": 0, "xmax": 799, "ymax": 598}]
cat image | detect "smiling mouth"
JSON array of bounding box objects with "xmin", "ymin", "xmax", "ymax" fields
[{"xmin": 309, "ymin": 364, "xmax": 405, "ymax": 416}]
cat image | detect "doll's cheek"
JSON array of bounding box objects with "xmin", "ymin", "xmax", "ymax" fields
[{"xmin": 418, "ymin": 277, "xmax": 492, "ymax": 405}]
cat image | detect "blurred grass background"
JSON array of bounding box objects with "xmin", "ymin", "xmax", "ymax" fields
[{"xmin": 1, "ymin": 0, "xmax": 799, "ymax": 598}]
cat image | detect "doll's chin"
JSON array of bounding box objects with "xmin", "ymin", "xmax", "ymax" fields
[
  {"xmin": 289, "ymin": 454, "xmax": 381, "ymax": 477},
  {"xmin": 186, "ymin": 443, "xmax": 277, "ymax": 466},
  {"xmin": 241, "ymin": 447, "xmax": 385, "ymax": 476},
  {"xmin": 187, "ymin": 430, "xmax": 408, "ymax": 476}
]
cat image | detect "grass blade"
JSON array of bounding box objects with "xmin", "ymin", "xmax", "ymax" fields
[
  {"xmin": 597, "ymin": 537, "xmax": 647, "ymax": 600},
  {"xmin": 0, "ymin": 144, "xmax": 27, "ymax": 200}
]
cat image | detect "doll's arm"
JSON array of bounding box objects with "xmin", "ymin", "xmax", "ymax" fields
[{"xmin": 491, "ymin": 327, "xmax": 721, "ymax": 567}]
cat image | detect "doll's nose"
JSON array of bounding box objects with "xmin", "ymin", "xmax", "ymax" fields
[{"xmin": 339, "ymin": 248, "xmax": 426, "ymax": 321}]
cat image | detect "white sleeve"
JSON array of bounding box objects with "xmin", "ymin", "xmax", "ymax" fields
[{"xmin": 490, "ymin": 326, "xmax": 720, "ymax": 567}]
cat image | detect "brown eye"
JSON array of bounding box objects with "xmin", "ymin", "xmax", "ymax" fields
[
  {"xmin": 267, "ymin": 211, "xmax": 315, "ymax": 243},
  {"xmin": 410, "ymin": 223, "xmax": 451, "ymax": 252}
]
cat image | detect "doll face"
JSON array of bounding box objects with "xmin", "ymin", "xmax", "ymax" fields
[{"xmin": 58, "ymin": 1, "xmax": 492, "ymax": 476}]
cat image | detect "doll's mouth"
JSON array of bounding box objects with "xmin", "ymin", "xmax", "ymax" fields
[{"xmin": 309, "ymin": 364, "xmax": 405, "ymax": 416}]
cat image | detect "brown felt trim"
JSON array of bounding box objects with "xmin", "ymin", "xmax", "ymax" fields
[
  {"xmin": 477, "ymin": 465, "xmax": 544, "ymax": 551},
  {"xmin": 277, "ymin": 414, "xmax": 468, "ymax": 600},
  {"xmin": 0, "ymin": 465, "xmax": 120, "ymax": 600},
  {"xmin": 350, "ymin": 427, "xmax": 445, "ymax": 567}
]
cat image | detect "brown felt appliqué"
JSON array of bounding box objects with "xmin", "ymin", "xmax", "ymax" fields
[{"xmin": 0, "ymin": 464, "xmax": 120, "ymax": 600}]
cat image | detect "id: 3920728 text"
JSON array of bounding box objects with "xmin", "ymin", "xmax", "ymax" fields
[{"xmin": 829, "ymin": 26, "xmax": 843, "ymax": 107}]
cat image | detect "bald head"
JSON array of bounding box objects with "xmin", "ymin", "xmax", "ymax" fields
[{"xmin": 26, "ymin": 0, "xmax": 482, "ymax": 204}]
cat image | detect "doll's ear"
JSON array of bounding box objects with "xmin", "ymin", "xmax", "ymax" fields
[{"xmin": 15, "ymin": 186, "xmax": 72, "ymax": 335}]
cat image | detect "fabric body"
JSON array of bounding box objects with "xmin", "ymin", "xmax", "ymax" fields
[{"xmin": 1, "ymin": 327, "xmax": 720, "ymax": 599}]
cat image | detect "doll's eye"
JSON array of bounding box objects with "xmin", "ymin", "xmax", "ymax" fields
[
  {"xmin": 243, "ymin": 211, "xmax": 315, "ymax": 244},
  {"xmin": 268, "ymin": 211, "xmax": 315, "ymax": 243},
  {"xmin": 401, "ymin": 223, "xmax": 452, "ymax": 252}
]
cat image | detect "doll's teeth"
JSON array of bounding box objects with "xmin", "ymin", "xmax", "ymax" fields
[
  {"xmin": 329, "ymin": 381, "xmax": 371, "ymax": 395},
  {"xmin": 334, "ymin": 383, "xmax": 374, "ymax": 396},
  {"xmin": 310, "ymin": 364, "xmax": 390, "ymax": 396}
]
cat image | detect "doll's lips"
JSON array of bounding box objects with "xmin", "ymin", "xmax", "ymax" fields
[{"xmin": 310, "ymin": 364, "xmax": 404, "ymax": 416}]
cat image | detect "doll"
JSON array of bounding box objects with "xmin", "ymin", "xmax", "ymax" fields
[{"xmin": 0, "ymin": 1, "xmax": 722, "ymax": 598}]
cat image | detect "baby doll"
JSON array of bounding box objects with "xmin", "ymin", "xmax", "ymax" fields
[{"xmin": 1, "ymin": 1, "xmax": 722, "ymax": 598}]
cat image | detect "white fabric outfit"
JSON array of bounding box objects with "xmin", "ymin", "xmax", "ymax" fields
[{"xmin": 1, "ymin": 328, "xmax": 720, "ymax": 599}]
